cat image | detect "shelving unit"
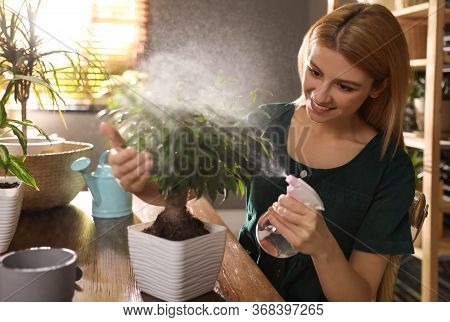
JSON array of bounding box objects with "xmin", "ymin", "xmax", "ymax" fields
[
  {"xmin": 401, "ymin": 0, "xmax": 447, "ymax": 302},
  {"xmin": 328, "ymin": 0, "xmax": 450, "ymax": 302}
]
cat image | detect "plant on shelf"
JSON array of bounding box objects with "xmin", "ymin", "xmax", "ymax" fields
[
  {"xmin": 407, "ymin": 72, "xmax": 426, "ymax": 132},
  {"xmin": 409, "ymin": 73, "xmax": 425, "ymax": 103},
  {"xmin": 0, "ymin": 1, "xmax": 103, "ymax": 189},
  {"xmin": 405, "ymin": 147, "xmax": 423, "ymax": 189}
]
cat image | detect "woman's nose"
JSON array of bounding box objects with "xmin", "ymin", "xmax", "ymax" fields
[{"xmin": 311, "ymin": 86, "xmax": 332, "ymax": 106}]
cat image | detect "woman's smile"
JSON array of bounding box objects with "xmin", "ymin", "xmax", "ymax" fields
[{"xmin": 308, "ymin": 97, "xmax": 337, "ymax": 115}]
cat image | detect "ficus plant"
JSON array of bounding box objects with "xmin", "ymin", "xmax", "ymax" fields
[
  {"xmin": 104, "ymin": 81, "xmax": 273, "ymax": 241},
  {"xmin": 0, "ymin": 0, "xmax": 105, "ymax": 189}
]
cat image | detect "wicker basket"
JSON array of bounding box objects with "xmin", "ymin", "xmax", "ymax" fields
[{"xmin": 21, "ymin": 141, "xmax": 93, "ymax": 210}]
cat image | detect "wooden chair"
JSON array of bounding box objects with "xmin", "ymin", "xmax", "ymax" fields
[{"xmin": 376, "ymin": 191, "xmax": 429, "ymax": 301}]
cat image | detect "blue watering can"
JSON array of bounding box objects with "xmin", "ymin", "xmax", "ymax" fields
[{"xmin": 71, "ymin": 150, "xmax": 132, "ymax": 218}]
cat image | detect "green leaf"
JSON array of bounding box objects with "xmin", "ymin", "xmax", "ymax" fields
[
  {"xmin": 250, "ymin": 90, "xmax": 257, "ymax": 103},
  {"xmin": 7, "ymin": 119, "xmax": 50, "ymax": 142},
  {"xmin": 206, "ymin": 176, "xmax": 220, "ymax": 202},
  {"xmin": 8, "ymin": 155, "xmax": 39, "ymax": 190},
  {"xmin": 11, "ymin": 75, "xmax": 54, "ymax": 90},
  {"xmin": 0, "ymin": 144, "xmax": 10, "ymax": 168},
  {"xmin": 0, "ymin": 101, "xmax": 6, "ymax": 128},
  {"xmin": 237, "ymin": 179, "xmax": 246, "ymax": 198},
  {"xmin": 9, "ymin": 124, "xmax": 27, "ymax": 155},
  {"xmin": 0, "ymin": 5, "xmax": 7, "ymax": 35},
  {"xmin": 1, "ymin": 81, "xmax": 15, "ymax": 106}
]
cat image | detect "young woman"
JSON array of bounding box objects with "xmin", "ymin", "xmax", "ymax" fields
[{"xmin": 100, "ymin": 3, "xmax": 415, "ymax": 301}]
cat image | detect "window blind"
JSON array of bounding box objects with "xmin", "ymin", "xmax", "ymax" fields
[{"xmin": 2, "ymin": 0, "xmax": 150, "ymax": 109}]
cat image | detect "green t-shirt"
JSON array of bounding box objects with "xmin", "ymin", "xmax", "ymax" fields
[{"xmin": 239, "ymin": 102, "xmax": 415, "ymax": 301}]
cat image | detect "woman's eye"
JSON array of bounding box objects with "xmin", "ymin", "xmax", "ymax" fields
[
  {"xmin": 307, "ymin": 66, "xmax": 320, "ymax": 78},
  {"xmin": 336, "ymin": 82, "xmax": 354, "ymax": 92}
]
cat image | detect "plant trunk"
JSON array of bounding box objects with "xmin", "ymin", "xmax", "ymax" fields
[
  {"xmin": 145, "ymin": 188, "xmax": 209, "ymax": 241},
  {"xmin": 21, "ymin": 100, "xmax": 27, "ymax": 141}
]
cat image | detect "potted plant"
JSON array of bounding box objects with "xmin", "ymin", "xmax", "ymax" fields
[
  {"xmin": 407, "ymin": 72, "xmax": 450, "ymax": 137},
  {"xmin": 104, "ymin": 81, "xmax": 272, "ymax": 300},
  {"xmin": 0, "ymin": 176, "xmax": 23, "ymax": 254},
  {"xmin": 409, "ymin": 73, "xmax": 426, "ymax": 132},
  {"xmin": 0, "ymin": 1, "xmax": 104, "ymax": 209}
]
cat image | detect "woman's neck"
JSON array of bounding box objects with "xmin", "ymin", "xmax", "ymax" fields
[{"xmin": 294, "ymin": 105, "xmax": 375, "ymax": 144}]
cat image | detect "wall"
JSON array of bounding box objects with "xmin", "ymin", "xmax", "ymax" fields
[
  {"xmin": 149, "ymin": 0, "xmax": 310, "ymax": 101},
  {"xmin": 25, "ymin": 0, "xmax": 327, "ymax": 207}
]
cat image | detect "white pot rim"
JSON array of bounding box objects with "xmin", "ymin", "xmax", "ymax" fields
[
  {"xmin": 0, "ymin": 136, "xmax": 66, "ymax": 156},
  {"xmin": 128, "ymin": 221, "xmax": 226, "ymax": 240},
  {"xmin": 0, "ymin": 177, "xmax": 23, "ymax": 200},
  {"xmin": 0, "ymin": 176, "xmax": 23, "ymax": 187},
  {"xmin": 0, "ymin": 136, "xmax": 65, "ymax": 146}
]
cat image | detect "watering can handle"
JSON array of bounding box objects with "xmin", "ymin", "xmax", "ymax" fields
[{"xmin": 99, "ymin": 150, "xmax": 110, "ymax": 167}]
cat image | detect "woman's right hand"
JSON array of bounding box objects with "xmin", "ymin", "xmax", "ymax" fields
[{"xmin": 99, "ymin": 122, "xmax": 153, "ymax": 193}]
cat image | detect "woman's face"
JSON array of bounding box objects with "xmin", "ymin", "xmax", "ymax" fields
[{"xmin": 301, "ymin": 43, "xmax": 381, "ymax": 124}]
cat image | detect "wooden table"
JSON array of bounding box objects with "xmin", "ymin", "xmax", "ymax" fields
[{"xmin": 8, "ymin": 192, "xmax": 283, "ymax": 302}]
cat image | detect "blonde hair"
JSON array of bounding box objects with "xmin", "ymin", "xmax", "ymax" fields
[{"xmin": 295, "ymin": 3, "xmax": 411, "ymax": 158}]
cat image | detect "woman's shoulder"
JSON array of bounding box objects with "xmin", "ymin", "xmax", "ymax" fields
[
  {"xmin": 378, "ymin": 141, "xmax": 415, "ymax": 192},
  {"xmin": 383, "ymin": 140, "xmax": 414, "ymax": 170}
]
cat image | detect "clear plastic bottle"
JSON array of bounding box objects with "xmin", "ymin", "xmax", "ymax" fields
[{"xmin": 256, "ymin": 175, "xmax": 324, "ymax": 258}]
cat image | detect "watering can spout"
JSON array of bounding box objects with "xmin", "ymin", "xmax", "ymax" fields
[{"xmin": 70, "ymin": 157, "xmax": 101, "ymax": 205}]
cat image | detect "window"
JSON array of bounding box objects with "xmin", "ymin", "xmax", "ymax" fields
[{"xmin": 2, "ymin": 0, "xmax": 150, "ymax": 110}]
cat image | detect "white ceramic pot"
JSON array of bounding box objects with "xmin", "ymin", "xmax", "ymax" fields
[
  {"xmin": 0, "ymin": 177, "xmax": 24, "ymax": 254},
  {"xmin": 127, "ymin": 221, "xmax": 227, "ymax": 301}
]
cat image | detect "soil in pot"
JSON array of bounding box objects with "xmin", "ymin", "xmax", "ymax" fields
[
  {"xmin": 144, "ymin": 207, "xmax": 209, "ymax": 241},
  {"xmin": 0, "ymin": 182, "xmax": 20, "ymax": 189}
]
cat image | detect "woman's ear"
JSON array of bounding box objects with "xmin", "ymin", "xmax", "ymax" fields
[{"xmin": 369, "ymin": 78, "xmax": 389, "ymax": 98}]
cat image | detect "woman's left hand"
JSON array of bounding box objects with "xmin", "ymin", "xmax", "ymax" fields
[{"xmin": 268, "ymin": 194, "xmax": 334, "ymax": 259}]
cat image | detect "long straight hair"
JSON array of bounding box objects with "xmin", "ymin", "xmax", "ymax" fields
[{"xmin": 295, "ymin": 3, "xmax": 411, "ymax": 158}]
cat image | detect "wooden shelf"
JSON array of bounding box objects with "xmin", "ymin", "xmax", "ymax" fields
[
  {"xmin": 393, "ymin": 2, "xmax": 450, "ymax": 22},
  {"xmin": 442, "ymin": 198, "xmax": 450, "ymax": 213},
  {"xmin": 404, "ymin": 132, "xmax": 426, "ymax": 149},
  {"xmin": 329, "ymin": 0, "xmax": 448, "ymax": 302},
  {"xmin": 393, "ymin": 2, "xmax": 429, "ymax": 19},
  {"xmin": 410, "ymin": 59, "xmax": 450, "ymax": 71},
  {"xmin": 404, "ymin": 132, "xmax": 450, "ymax": 149},
  {"xmin": 413, "ymin": 230, "xmax": 450, "ymax": 260},
  {"xmin": 413, "ymin": 241, "xmax": 450, "ymax": 259},
  {"xmin": 410, "ymin": 58, "xmax": 427, "ymax": 69}
]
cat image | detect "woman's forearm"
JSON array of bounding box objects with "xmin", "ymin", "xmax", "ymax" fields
[{"xmin": 311, "ymin": 239, "xmax": 373, "ymax": 302}]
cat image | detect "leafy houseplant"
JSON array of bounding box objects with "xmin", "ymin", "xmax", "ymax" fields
[
  {"xmin": 106, "ymin": 81, "xmax": 272, "ymax": 299},
  {"xmin": 110, "ymin": 103, "xmax": 272, "ymax": 241},
  {"xmin": 0, "ymin": 1, "xmax": 102, "ymax": 190},
  {"xmin": 101, "ymin": 68, "xmax": 272, "ymax": 239}
]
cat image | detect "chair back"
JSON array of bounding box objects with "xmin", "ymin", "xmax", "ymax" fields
[{"xmin": 376, "ymin": 191, "xmax": 428, "ymax": 301}]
